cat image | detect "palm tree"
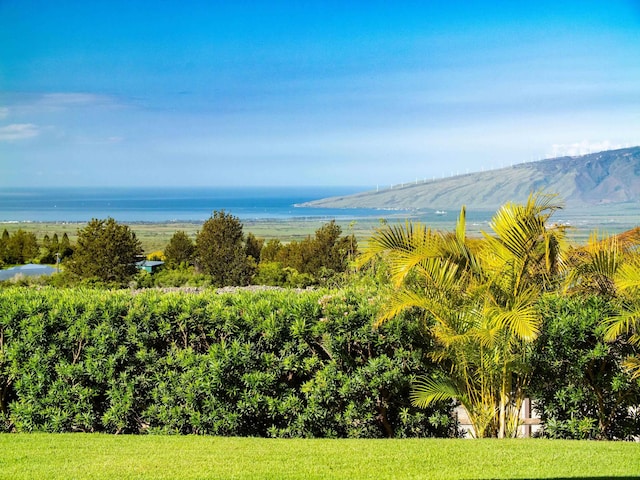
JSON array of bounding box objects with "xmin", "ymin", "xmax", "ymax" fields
[
  {"xmin": 562, "ymin": 228, "xmax": 640, "ymax": 379},
  {"xmin": 362, "ymin": 193, "xmax": 567, "ymax": 437}
]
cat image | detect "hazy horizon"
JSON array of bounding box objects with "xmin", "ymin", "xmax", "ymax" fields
[{"xmin": 2, "ymin": 1, "xmax": 640, "ymax": 188}]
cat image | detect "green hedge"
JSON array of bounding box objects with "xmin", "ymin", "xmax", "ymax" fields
[
  {"xmin": 0, "ymin": 287, "xmax": 454, "ymax": 437},
  {"xmin": 530, "ymin": 295, "xmax": 640, "ymax": 440}
]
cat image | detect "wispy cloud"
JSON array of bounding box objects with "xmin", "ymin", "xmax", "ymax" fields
[
  {"xmin": 0, "ymin": 123, "xmax": 40, "ymax": 141},
  {"xmin": 0, "ymin": 92, "xmax": 125, "ymax": 115},
  {"xmin": 40, "ymin": 93, "xmax": 109, "ymax": 106}
]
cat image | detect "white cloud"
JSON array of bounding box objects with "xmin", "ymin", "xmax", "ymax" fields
[
  {"xmin": 0, "ymin": 123, "xmax": 40, "ymax": 141},
  {"xmin": 548, "ymin": 140, "xmax": 626, "ymax": 158}
]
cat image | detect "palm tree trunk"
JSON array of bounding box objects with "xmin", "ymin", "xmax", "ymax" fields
[{"xmin": 498, "ymin": 363, "xmax": 508, "ymax": 438}]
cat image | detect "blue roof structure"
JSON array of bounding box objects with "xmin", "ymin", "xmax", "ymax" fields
[
  {"xmin": 136, "ymin": 260, "xmax": 165, "ymax": 268},
  {"xmin": 0, "ymin": 264, "xmax": 58, "ymax": 281},
  {"xmin": 136, "ymin": 260, "xmax": 165, "ymax": 273}
]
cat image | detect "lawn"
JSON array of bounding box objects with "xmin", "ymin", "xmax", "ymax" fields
[{"xmin": 0, "ymin": 435, "xmax": 638, "ymax": 479}]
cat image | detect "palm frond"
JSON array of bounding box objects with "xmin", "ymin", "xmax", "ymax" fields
[
  {"xmin": 360, "ymin": 221, "xmax": 445, "ymax": 286},
  {"xmin": 358, "ymin": 221, "xmax": 422, "ymax": 263},
  {"xmin": 622, "ymin": 356, "xmax": 640, "ymax": 380},
  {"xmin": 603, "ymin": 307, "xmax": 640, "ymax": 342},
  {"xmin": 487, "ymin": 294, "xmax": 541, "ymax": 342},
  {"xmin": 411, "ymin": 376, "xmax": 462, "ymax": 408},
  {"xmin": 615, "ymin": 261, "xmax": 640, "ymax": 291},
  {"xmin": 374, "ymin": 288, "xmax": 436, "ymax": 327}
]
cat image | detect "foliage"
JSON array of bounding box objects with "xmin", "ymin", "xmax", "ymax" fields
[
  {"xmin": 38, "ymin": 234, "xmax": 56, "ymax": 264},
  {"xmin": 0, "ymin": 286, "xmax": 451, "ymax": 438},
  {"xmin": 362, "ymin": 193, "xmax": 568, "ymax": 437},
  {"xmin": 530, "ymin": 295, "xmax": 640, "ymax": 439},
  {"xmin": 565, "ymin": 230, "xmax": 640, "ymax": 379},
  {"xmin": 0, "ymin": 230, "xmax": 6, "ymax": 268},
  {"xmin": 278, "ymin": 220, "xmax": 356, "ymax": 277},
  {"xmin": 164, "ymin": 231, "xmax": 195, "ymax": 268},
  {"xmin": 1, "ymin": 229, "xmax": 39, "ymax": 265},
  {"xmin": 146, "ymin": 250, "xmax": 165, "ymax": 261},
  {"xmin": 195, "ymin": 211, "xmax": 254, "ymax": 287},
  {"xmin": 260, "ymin": 238, "xmax": 282, "ymax": 262},
  {"xmin": 59, "ymin": 233, "xmax": 73, "ymax": 258},
  {"xmin": 134, "ymin": 265, "xmax": 211, "ymax": 288},
  {"xmin": 65, "ymin": 218, "xmax": 143, "ymax": 284},
  {"xmin": 253, "ymin": 262, "xmax": 315, "ymax": 288},
  {"xmin": 245, "ymin": 233, "xmax": 263, "ymax": 263},
  {"xmin": 257, "ymin": 221, "xmax": 357, "ymax": 286},
  {"xmin": 0, "ymin": 229, "xmax": 73, "ymax": 270}
]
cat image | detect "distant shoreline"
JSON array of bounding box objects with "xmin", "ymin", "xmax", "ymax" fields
[{"xmin": 2, "ymin": 203, "xmax": 638, "ymax": 252}]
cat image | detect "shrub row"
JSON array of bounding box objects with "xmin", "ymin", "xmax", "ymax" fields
[
  {"xmin": 530, "ymin": 295, "xmax": 640, "ymax": 440},
  {"xmin": 0, "ymin": 287, "xmax": 454, "ymax": 437}
]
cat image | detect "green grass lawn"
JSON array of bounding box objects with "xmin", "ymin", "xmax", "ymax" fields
[{"xmin": 0, "ymin": 435, "xmax": 638, "ymax": 479}]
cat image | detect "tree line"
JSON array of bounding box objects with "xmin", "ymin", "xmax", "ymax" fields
[
  {"xmin": 0, "ymin": 212, "xmax": 356, "ymax": 288},
  {"xmin": 0, "ymin": 229, "xmax": 72, "ymax": 267}
]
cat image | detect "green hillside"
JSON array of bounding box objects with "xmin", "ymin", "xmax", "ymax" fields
[{"xmin": 301, "ymin": 147, "xmax": 640, "ymax": 210}]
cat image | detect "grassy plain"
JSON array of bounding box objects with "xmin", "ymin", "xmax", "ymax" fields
[
  {"xmin": 0, "ymin": 435, "xmax": 639, "ymax": 480},
  {"xmin": 0, "ymin": 218, "xmax": 389, "ymax": 253},
  {"xmin": 2, "ymin": 203, "xmax": 639, "ymax": 253}
]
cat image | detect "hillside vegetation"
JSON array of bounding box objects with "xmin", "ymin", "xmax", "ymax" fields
[{"xmin": 301, "ymin": 147, "xmax": 640, "ymax": 210}]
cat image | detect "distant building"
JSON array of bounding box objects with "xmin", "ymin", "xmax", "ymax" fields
[
  {"xmin": 0, "ymin": 264, "xmax": 58, "ymax": 281},
  {"xmin": 136, "ymin": 260, "xmax": 165, "ymax": 274}
]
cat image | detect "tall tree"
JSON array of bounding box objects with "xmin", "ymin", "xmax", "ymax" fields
[
  {"xmin": 362, "ymin": 193, "xmax": 567, "ymax": 438},
  {"xmin": 260, "ymin": 239, "xmax": 282, "ymax": 262},
  {"xmin": 0, "ymin": 229, "xmax": 7, "ymax": 267},
  {"xmin": 4, "ymin": 229, "xmax": 39, "ymax": 264},
  {"xmin": 66, "ymin": 218, "xmax": 143, "ymax": 283},
  {"xmin": 245, "ymin": 233, "xmax": 263, "ymax": 264},
  {"xmin": 59, "ymin": 233, "xmax": 73, "ymax": 258},
  {"xmin": 195, "ymin": 210, "xmax": 254, "ymax": 286},
  {"xmin": 39, "ymin": 234, "xmax": 55, "ymax": 264},
  {"xmin": 164, "ymin": 231, "xmax": 195, "ymax": 268},
  {"xmin": 275, "ymin": 221, "xmax": 357, "ymax": 277}
]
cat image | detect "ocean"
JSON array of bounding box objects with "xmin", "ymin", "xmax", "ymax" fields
[
  {"xmin": 0, "ymin": 186, "xmax": 402, "ymax": 223},
  {"xmin": 2, "ymin": 186, "xmax": 634, "ymax": 242}
]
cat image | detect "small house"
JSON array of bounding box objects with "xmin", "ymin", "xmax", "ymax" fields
[{"xmin": 136, "ymin": 260, "xmax": 165, "ymax": 274}]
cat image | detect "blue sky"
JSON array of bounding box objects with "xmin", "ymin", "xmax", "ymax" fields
[{"xmin": 1, "ymin": 1, "xmax": 639, "ymax": 187}]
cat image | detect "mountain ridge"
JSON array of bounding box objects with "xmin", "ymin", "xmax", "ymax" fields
[{"xmin": 301, "ymin": 147, "xmax": 640, "ymax": 210}]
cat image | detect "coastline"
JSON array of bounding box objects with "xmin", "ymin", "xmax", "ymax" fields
[{"xmin": 2, "ymin": 202, "xmax": 639, "ymax": 253}]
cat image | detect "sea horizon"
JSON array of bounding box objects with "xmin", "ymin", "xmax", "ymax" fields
[{"xmin": 0, "ymin": 185, "xmax": 407, "ymax": 223}]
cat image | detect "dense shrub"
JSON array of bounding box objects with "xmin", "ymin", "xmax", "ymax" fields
[
  {"xmin": 0, "ymin": 287, "xmax": 453, "ymax": 437},
  {"xmin": 134, "ymin": 265, "xmax": 211, "ymax": 288},
  {"xmin": 256, "ymin": 221, "xmax": 357, "ymax": 286},
  {"xmin": 530, "ymin": 295, "xmax": 640, "ymax": 440}
]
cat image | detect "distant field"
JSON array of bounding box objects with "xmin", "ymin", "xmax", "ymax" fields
[
  {"xmin": 0, "ymin": 218, "xmax": 388, "ymax": 253},
  {"xmin": 0, "ymin": 435, "xmax": 639, "ymax": 480},
  {"xmin": 2, "ymin": 203, "xmax": 638, "ymax": 252}
]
